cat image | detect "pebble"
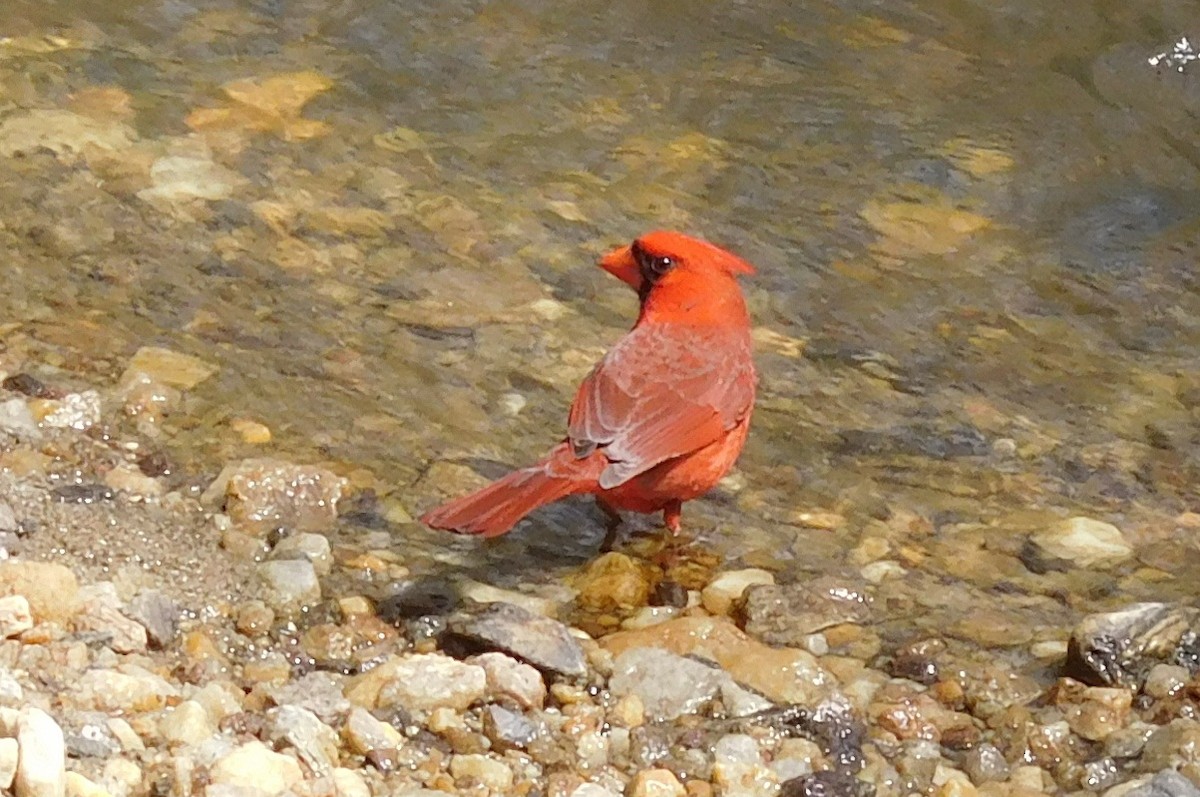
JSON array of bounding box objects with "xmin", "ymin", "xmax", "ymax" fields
[
  {"xmin": 712, "ymin": 734, "xmax": 773, "ymax": 797},
  {"xmin": 629, "ymin": 768, "xmax": 686, "ymax": 797},
  {"xmin": 257, "ymin": 559, "xmax": 321, "ymax": 614},
  {"xmin": 481, "ymin": 704, "xmax": 543, "ymax": 750},
  {"xmin": 0, "ymin": 562, "xmax": 81, "ymax": 624},
  {"xmin": 610, "ymin": 647, "xmax": 727, "ymax": 721},
  {"xmin": 268, "ymin": 705, "xmax": 338, "ymax": 775},
  {"xmin": 962, "ymin": 742, "xmax": 1009, "ymax": 784},
  {"xmin": 37, "ymin": 391, "xmax": 101, "ymax": 430},
  {"xmin": 0, "ymin": 738, "xmax": 14, "ymax": 790},
  {"xmin": 701, "ymin": 568, "xmax": 775, "ymax": 616},
  {"xmin": 209, "ymin": 741, "xmax": 303, "ymax": 795},
  {"xmin": 0, "ymin": 596, "xmax": 32, "ymax": 638},
  {"xmin": 342, "ymin": 707, "xmax": 403, "ymax": 756},
  {"xmin": 449, "ymin": 601, "xmax": 587, "ymax": 678},
  {"xmin": 204, "ymin": 458, "xmax": 347, "ymax": 534},
  {"xmin": 737, "ymin": 578, "xmax": 873, "ymax": 646},
  {"xmin": 349, "ymin": 653, "xmax": 486, "ymax": 714},
  {"xmin": 270, "ymin": 533, "xmax": 333, "ymax": 576},
  {"xmin": 16, "ymin": 708, "xmax": 65, "ymax": 797},
  {"xmin": 603, "ymin": 616, "xmax": 835, "ymax": 705},
  {"xmin": 470, "ymin": 652, "xmax": 547, "ymax": 710},
  {"xmin": 71, "ymin": 666, "xmax": 179, "ymax": 713},
  {"xmin": 124, "ymin": 590, "xmax": 180, "ymax": 649},
  {"xmin": 159, "ymin": 701, "xmax": 214, "ymax": 747},
  {"xmin": 572, "ymin": 553, "xmax": 654, "ymax": 614},
  {"xmin": 64, "ymin": 771, "xmax": 109, "ymax": 797},
  {"xmin": 0, "ymin": 399, "xmax": 39, "ymax": 439},
  {"xmin": 1123, "ymin": 770, "xmax": 1200, "ymax": 797},
  {"xmin": 1031, "ymin": 516, "xmax": 1132, "ymax": 568},
  {"xmin": 569, "ymin": 785, "xmax": 621, "ymax": 797},
  {"xmin": 449, "ymin": 754, "xmax": 514, "ymax": 791},
  {"xmin": 74, "ymin": 584, "xmax": 147, "ymax": 654}
]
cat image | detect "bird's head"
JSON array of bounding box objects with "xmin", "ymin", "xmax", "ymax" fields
[{"xmin": 600, "ymin": 230, "xmax": 755, "ymax": 303}]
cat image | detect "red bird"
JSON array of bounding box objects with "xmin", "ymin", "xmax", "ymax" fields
[{"xmin": 421, "ymin": 230, "xmax": 757, "ymax": 538}]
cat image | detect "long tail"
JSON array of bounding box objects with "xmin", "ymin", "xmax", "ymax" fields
[{"xmin": 420, "ymin": 443, "xmax": 605, "ymax": 537}]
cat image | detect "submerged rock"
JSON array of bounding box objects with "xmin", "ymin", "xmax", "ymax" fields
[
  {"xmin": 737, "ymin": 577, "xmax": 873, "ymax": 646},
  {"xmin": 610, "ymin": 648, "xmax": 727, "ymax": 721},
  {"xmin": 204, "ymin": 458, "xmax": 348, "ymax": 534},
  {"xmin": 1030, "ymin": 516, "xmax": 1133, "ymax": 569},
  {"xmin": 448, "ymin": 601, "xmax": 586, "ymax": 678},
  {"xmin": 1067, "ymin": 603, "xmax": 1200, "ymax": 688}
]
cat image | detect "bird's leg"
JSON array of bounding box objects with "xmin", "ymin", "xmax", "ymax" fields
[
  {"xmin": 663, "ymin": 500, "xmax": 683, "ymax": 535},
  {"xmin": 598, "ymin": 499, "xmax": 624, "ymax": 552}
]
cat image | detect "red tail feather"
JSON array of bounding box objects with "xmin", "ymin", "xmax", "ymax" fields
[{"xmin": 420, "ymin": 444, "xmax": 602, "ymax": 537}]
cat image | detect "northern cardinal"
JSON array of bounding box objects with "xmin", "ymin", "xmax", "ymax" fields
[{"xmin": 421, "ymin": 230, "xmax": 757, "ymax": 538}]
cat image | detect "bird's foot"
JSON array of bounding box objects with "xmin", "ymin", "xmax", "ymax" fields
[{"xmin": 663, "ymin": 500, "xmax": 683, "ymax": 535}]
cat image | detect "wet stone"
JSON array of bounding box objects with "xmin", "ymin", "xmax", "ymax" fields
[
  {"xmin": 962, "ymin": 742, "xmax": 1009, "ymax": 784},
  {"xmin": 471, "ymin": 652, "xmax": 546, "ymax": 710},
  {"xmin": 257, "ymin": 559, "xmax": 321, "ymax": 615},
  {"xmin": 1067, "ymin": 603, "xmax": 1200, "ymax": 688},
  {"xmin": 482, "ymin": 704, "xmax": 543, "ymax": 750},
  {"xmin": 267, "ymin": 705, "xmax": 338, "ymax": 776},
  {"xmin": 125, "ymin": 590, "xmax": 180, "ymax": 649},
  {"xmin": 205, "ymin": 458, "xmax": 348, "ymax": 534},
  {"xmin": 610, "ymin": 647, "xmax": 727, "ymax": 721},
  {"xmin": 270, "ymin": 532, "xmax": 333, "ymax": 576},
  {"xmin": 448, "ymin": 601, "xmax": 586, "ymax": 678},
  {"xmin": 1030, "ymin": 516, "xmax": 1133, "ymax": 569},
  {"xmin": 263, "ymin": 672, "xmax": 351, "ymax": 724},
  {"xmin": 737, "ymin": 577, "xmax": 873, "ymax": 646},
  {"xmin": 702, "ymin": 568, "xmax": 775, "ymax": 616},
  {"xmin": 1125, "ymin": 769, "xmax": 1200, "ymax": 797},
  {"xmin": 376, "ymin": 578, "xmax": 459, "ymax": 622},
  {"xmin": 629, "ymin": 768, "xmax": 686, "ymax": 797}
]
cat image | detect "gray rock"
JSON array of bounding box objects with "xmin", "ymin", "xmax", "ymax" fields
[
  {"xmin": 74, "ymin": 583, "xmax": 147, "ymax": 654},
  {"xmin": 268, "ymin": 705, "xmax": 338, "ymax": 776},
  {"xmin": 962, "ymin": 742, "xmax": 1009, "ymax": 784},
  {"xmin": 0, "ymin": 503, "xmax": 16, "ymax": 533},
  {"xmin": 610, "ymin": 648, "xmax": 726, "ymax": 721},
  {"xmin": 264, "ymin": 672, "xmax": 350, "ymax": 725},
  {"xmin": 449, "ymin": 602, "xmax": 586, "ymax": 678},
  {"xmin": 126, "ymin": 590, "xmax": 181, "ymax": 649},
  {"xmin": 482, "ymin": 704, "xmax": 544, "ymax": 751},
  {"xmin": 63, "ymin": 716, "xmax": 120, "ymax": 758},
  {"xmin": 257, "ymin": 559, "xmax": 321, "ymax": 614},
  {"xmin": 1126, "ymin": 770, "xmax": 1200, "ymax": 797},
  {"xmin": 738, "ymin": 577, "xmax": 873, "ymax": 646}
]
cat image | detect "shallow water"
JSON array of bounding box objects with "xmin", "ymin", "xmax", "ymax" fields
[{"xmin": 1, "ymin": 0, "xmax": 1198, "ymax": 647}]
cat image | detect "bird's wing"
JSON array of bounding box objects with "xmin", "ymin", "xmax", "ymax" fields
[{"xmin": 567, "ymin": 324, "xmax": 755, "ymax": 489}]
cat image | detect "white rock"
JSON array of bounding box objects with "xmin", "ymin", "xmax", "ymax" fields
[
  {"xmin": 137, "ymin": 155, "xmax": 243, "ymax": 204},
  {"xmin": 330, "ymin": 769, "xmax": 370, "ymax": 797},
  {"xmin": 342, "ymin": 708, "xmax": 403, "ymax": 756},
  {"xmin": 712, "ymin": 733, "xmax": 774, "ymax": 797},
  {"xmin": 268, "ymin": 705, "xmax": 337, "ymax": 775},
  {"xmin": 16, "ymin": 708, "xmax": 65, "ymax": 797},
  {"xmin": 257, "ymin": 560, "xmax": 321, "ymax": 614},
  {"xmin": 159, "ymin": 701, "xmax": 214, "ymax": 746},
  {"xmin": 40, "ymin": 391, "xmax": 101, "ymax": 430},
  {"xmin": 449, "ymin": 754, "xmax": 514, "ymax": 791},
  {"xmin": 64, "ymin": 771, "xmax": 110, "ymax": 797},
  {"xmin": 0, "ymin": 400, "xmax": 38, "ymax": 439},
  {"xmin": 701, "ymin": 569, "xmax": 775, "ymax": 616},
  {"xmin": 377, "ymin": 654, "xmax": 486, "ymax": 714},
  {"xmin": 0, "ymin": 596, "xmax": 32, "ymax": 638},
  {"xmin": 271, "ymin": 533, "xmax": 333, "ymax": 576},
  {"xmin": 569, "ymin": 785, "xmax": 621, "ymax": 797},
  {"xmin": 72, "ymin": 666, "xmax": 179, "ymax": 713},
  {"xmin": 0, "ymin": 737, "xmax": 17, "ymax": 789},
  {"xmin": 471, "ymin": 652, "xmax": 546, "ymax": 710},
  {"xmin": 209, "ymin": 741, "xmax": 302, "ymax": 795},
  {"xmin": 75, "ymin": 584, "xmax": 147, "ymax": 654},
  {"xmin": 1033, "ymin": 517, "xmax": 1132, "ymax": 568}
]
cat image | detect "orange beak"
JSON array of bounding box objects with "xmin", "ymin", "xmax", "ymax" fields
[{"xmin": 599, "ymin": 244, "xmax": 642, "ymax": 290}]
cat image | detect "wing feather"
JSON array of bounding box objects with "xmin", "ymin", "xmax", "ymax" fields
[{"xmin": 566, "ymin": 324, "xmax": 755, "ymax": 488}]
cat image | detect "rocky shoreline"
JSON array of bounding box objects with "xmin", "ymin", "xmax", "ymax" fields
[{"xmin": 0, "ymin": 359, "xmax": 1197, "ymax": 797}]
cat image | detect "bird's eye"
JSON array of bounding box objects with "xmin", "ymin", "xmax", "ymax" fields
[
  {"xmin": 633, "ymin": 242, "xmax": 676, "ymax": 285},
  {"xmin": 649, "ymin": 256, "xmax": 673, "ymax": 276}
]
